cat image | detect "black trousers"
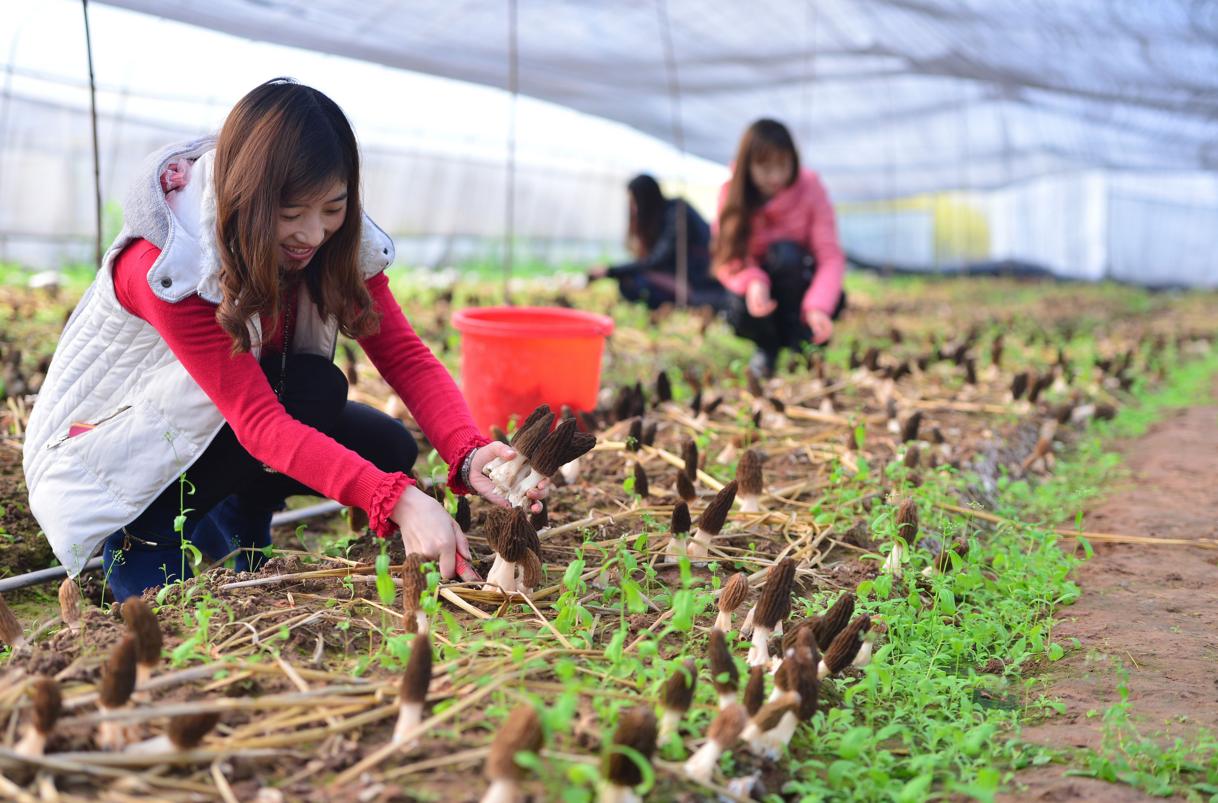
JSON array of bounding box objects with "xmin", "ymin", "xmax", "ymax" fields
[
  {"xmin": 727, "ymin": 240, "xmax": 847, "ymax": 355},
  {"xmin": 103, "ymin": 353, "xmax": 418, "ymax": 600}
]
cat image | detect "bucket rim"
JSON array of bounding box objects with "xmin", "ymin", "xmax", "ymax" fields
[{"xmin": 451, "ymin": 306, "xmax": 615, "ymax": 339}]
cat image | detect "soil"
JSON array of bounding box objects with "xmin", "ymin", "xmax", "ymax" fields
[{"xmin": 1002, "ymin": 389, "xmax": 1218, "ymax": 801}]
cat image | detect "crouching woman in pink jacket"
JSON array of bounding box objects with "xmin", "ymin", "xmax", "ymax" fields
[{"xmin": 713, "ymin": 119, "xmax": 847, "ymax": 377}]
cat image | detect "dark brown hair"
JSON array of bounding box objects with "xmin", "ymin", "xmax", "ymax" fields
[
  {"xmin": 627, "ymin": 174, "xmax": 665, "ymax": 257},
  {"xmin": 213, "ymin": 78, "xmax": 378, "ymax": 353},
  {"xmin": 713, "ymin": 119, "xmax": 800, "ymax": 271}
]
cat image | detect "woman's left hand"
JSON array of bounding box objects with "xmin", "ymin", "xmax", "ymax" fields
[
  {"xmin": 805, "ymin": 308, "xmax": 834, "ymax": 344},
  {"xmin": 467, "ymin": 442, "xmax": 549, "ymax": 513}
]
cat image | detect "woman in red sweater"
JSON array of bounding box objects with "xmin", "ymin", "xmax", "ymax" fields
[
  {"xmin": 98, "ymin": 80, "xmax": 543, "ymax": 600},
  {"xmin": 713, "ymin": 119, "xmax": 847, "ymax": 377}
]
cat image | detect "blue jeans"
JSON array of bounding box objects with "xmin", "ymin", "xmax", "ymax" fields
[{"xmin": 102, "ymin": 353, "xmax": 418, "ymax": 601}]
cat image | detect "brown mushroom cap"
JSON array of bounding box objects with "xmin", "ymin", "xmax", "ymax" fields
[
  {"xmin": 632, "ymin": 462, "xmax": 650, "ymax": 498},
  {"xmin": 896, "ymin": 498, "xmax": 919, "ymax": 541},
  {"xmin": 743, "ymin": 665, "xmax": 766, "ymax": 716},
  {"xmin": 603, "ymin": 706, "xmax": 658, "ymax": 788},
  {"xmin": 519, "ymin": 548, "xmax": 543, "ymax": 590},
  {"xmin": 661, "ymin": 660, "xmax": 697, "ymax": 713},
  {"xmin": 401, "ymin": 553, "xmax": 428, "ymax": 626},
  {"xmin": 29, "ymin": 677, "xmax": 62, "ymax": 735},
  {"xmin": 811, "ymin": 592, "xmax": 856, "ymax": 651},
  {"xmin": 530, "ymin": 418, "xmax": 577, "ymax": 476},
  {"xmin": 626, "ymin": 418, "xmax": 643, "ymax": 451},
  {"xmin": 696, "ymin": 481, "xmax": 738, "ymax": 536},
  {"xmin": 167, "ymin": 711, "xmax": 221, "ymax": 750},
  {"xmin": 754, "ymin": 558, "xmax": 796, "ymax": 630},
  {"xmin": 399, "ymin": 633, "xmax": 433, "ymax": 705},
  {"xmin": 708, "ymin": 629, "xmax": 738, "ymax": 695},
  {"xmin": 455, "ymin": 497, "xmax": 472, "ymax": 532},
  {"xmin": 676, "ymin": 470, "xmax": 697, "ymax": 503},
  {"xmin": 100, "ymin": 635, "xmax": 138, "ymax": 709},
  {"xmin": 681, "ymin": 439, "xmax": 699, "ymax": 481},
  {"xmin": 121, "ymin": 598, "xmax": 163, "ymax": 668},
  {"xmin": 900, "ymin": 411, "xmax": 923, "ymax": 443},
  {"xmin": 486, "ymin": 704, "xmax": 544, "ymax": 782},
  {"xmin": 511, "ymin": 410, "xmax": 556, "ymax": 460},
  {"xmin": 823, "ymin": 614, "xmax": 872, "ymax": 675},
  {"xmin": 500, "ymin": 509, "xmax": 538, "ymax": 563},
  {"xmin": 0, "ymin": 592, "xmax": 24, "ymax": 648},
  {"xmin": 58, "ymin": 578, "xmax": 81, "ymax": 630},
  {"xmin": 718, "ymin": 572, "xmax": 749, "ymax": 614},
  {"xmin": 708, "ymin": 703, "xmax": 748, "ymax": 748},
  {"xmin": 655, "ymin": 370, "xmax": 672, "ymax": 403},
  {"xmin": 736, "ymin": 449, "xmax": 764, "ymax": 496},
  {"xmin": 670, "ymin": 502, "xmax": 691, "ymax": 536}
]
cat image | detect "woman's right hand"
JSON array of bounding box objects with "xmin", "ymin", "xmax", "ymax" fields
[
  {"xmin": 745, "ymin": 280, "xmax": 778, "ymax": 318},
  {"xmin": 391, "ymin": 485, "xmax": 479, "ymax": 581}
]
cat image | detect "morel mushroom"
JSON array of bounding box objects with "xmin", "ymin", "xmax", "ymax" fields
[
  {"xmin": 632, "ymin": 462, "xmax": 650, "ymax": 499},
  {"xmin": 818, "ymin": 615, "xmax": 872, "ymax": 679},
  {"xmin": 675, "ymin": 470, "xmax": 697, "ymax": 504},
  {"xmin": 15, "ymin": 677, "xmax": 61, "ymax": 758},
  {"xmin": 708, "ymin": 629, "xmax": 739, "ymax": 709},
  {"xmin": 736, "ymin": 450, "xmax": 764, "ymax": 513},
  {"xmin": 664, "ymin": 501, "xmax": 692, "ymax": 563},
  {"xmin": 682, "ymin": 703, "xmax": 747, "ymax": 784},
  {"xmin": 681, "ymin": 438, "xmax": 698, "ymax": 482},
  {"xmin": 126, "ymin": 711, "xmax": 221, "ymax": 754},
  {"xmin": 486, "ymin": 406, "xmax": 554, "ymax": 487},
  {"xmin": 746, "ymin": 558, "xmax": 795, "ymax": 667},
  {"xmin": 740, "ymin": 693, "xmax": 799, "ymax": 760},
  {"xmin": 97, "ymin": 635, "xmax": 138, "ymax": 750},
  {"xmin": 689, "ymin": 481, "xmax": 737, "ymax": 560},
  {"xmin": 742, "ymin": 665, "xmax": 766, "ymax": 716},
  {"xmin": 401, "ymin": 553, "xmax": 429, "ymax": 635},
  {"xmin": 393, "ymin": 633, "xmax": 432, "ymax": 748},
  {"xmin": 714, "ymin": 572, "xmax": 749, "ymax": 633},
  {"xmin": 482, "ymin": 704, "xmax": 544, "ymax": 803},
  {"xmin": 600, "ymin": 706, "xmax": 658, "ymax": 803},
  {"xmin": 810, "ymin": 592, "xmax": 855, "ymax": 651},
  {"xmin": 121, "ymin": 598, "xmax": 163, "ymax": 689},
  {"xmin": 0, "ymin": 592, "xmax": 25, "ymax": 650},
  {"xmin": 657, "ymin": 659, "xmax": 697, "ymax": 744},
  {"xmin": 485, "ymin": 509, "xmax": 540, "ymax": 595},
  {"xmin": 58, "ymin": 577, "xmax": 82, "ymax": 634}
]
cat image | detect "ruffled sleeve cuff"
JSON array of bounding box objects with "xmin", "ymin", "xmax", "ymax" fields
[
  {"xmin": 445, "ymin": 430, "xmax": 493, "ymax": 495},
  {"xmin": 368, "ymin": 471, "xmax": 414, "ymax": 538}
]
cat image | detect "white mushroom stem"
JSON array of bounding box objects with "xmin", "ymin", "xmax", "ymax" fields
[
  {"xmin": 663, "ymin": 535, "xmax": 687, "ymax": 564},
  {"xmin": 483, "ymin": 555, "xmax": 518, "ymax": 595},
  {"xmin": 741, "ymin": 711, "xmax": 798, "ymax": 760},
  {"xmin": 488, "ymin": 454, "xmax": 527, "ymax": 488},
  {"xmin": 559, "ymin": 457, "xmax": 582, "ymax": 485},
  {"xmin": 746, "ymin": 626, "xmax": 772, "ymax": 668},
  {"xmin": 124, "ymin": 734, "xmax": 174, "ymax": 755},
  {"xmin": 392, "ymin": 700, "xmax": 424, "ymax": 748},
  {"xmin": 817, "ymin": 660, "xmax": 831, "ymax": 681},
  {"xmin": 683, "ymin": 739, "xmax": 724, "ymax": 784},
  {"xmin": 598, "ymin": 783, "xmax": 641, "ymax": 803},
  {"xmin": 851, "ymin": 634, "xmax": 876, "ymax": 668},
  {"xmin": 883, "ymin": 540, "xmax": 905, "ymax": 578},
  {"xmin": 136, "ymin": 663, "xmax": 154, "ymax": 689},
  {"xmin": 717, "ymin": 692, "xmax": 736, "ymax": 710},
  {"xmin": 481, "ymin": 780, "xmax": 521, "ymax": 803},
  {"xmin": 14, "ymin": 726, "xmax": 47, "ymax": 758},
  {"xmin": 713, "ymin": 610, "xmax": 733, "ymax": 632},
  {"xmin": 409, "ymin": 610, "xmax": 430, "ymax": 636},
  {"xmin": 738, "ymin": 494, "xmax": 761, "ymax": 514},
  {"xmin": 507, "ymin": 469, "xmax": 547, "ymax": 507},
  {"xmin": 658, "ymin": 709, "xmax": 682, "ymax": 744},
  {"xmin": 687, "ymin": 528, "xmax": 713, "ymax": 559},
  {"xmin": 96, "ymin": 709, "xmax": 134, "ymax": 751},
  {"xmin": 739, "ymin": 607, "xmax": 756, "ymax": 639}
]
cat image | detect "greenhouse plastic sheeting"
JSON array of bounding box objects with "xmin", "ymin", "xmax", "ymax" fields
[{"xmin": 97, "ymin": 0, "xmax": 1218, "ymax": 197}]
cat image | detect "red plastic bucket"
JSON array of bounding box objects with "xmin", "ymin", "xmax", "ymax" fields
[{"xmin": 451, "ymin": 306, "xmax": 615, "ymax": 435}]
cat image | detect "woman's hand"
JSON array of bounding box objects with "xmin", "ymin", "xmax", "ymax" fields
[
  {"xmin": 806, "ymin": 308, "xmax": 834, "ymax": 344},
  {"xmin": 587, "ymin": 265, "xmax": 609, "ymax": 280},
  {"xmin": 467, "ymin": 442, "xmax": 549, "ymax": 513},
  {"xmin": 745, "ymin": 280, "xmax": 778, "ymax": 318},
  {"xmin": 392, "ymin": 485, "xmax": 479, "ymax": 581}
]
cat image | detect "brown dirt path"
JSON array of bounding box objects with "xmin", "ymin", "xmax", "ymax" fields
[{"xmin": 1002, "ymin": 396, "xmax": 1218, "ymax": 801}]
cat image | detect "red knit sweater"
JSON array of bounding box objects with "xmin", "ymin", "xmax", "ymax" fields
[{"xmin": 113, "ymin": 239, "xmax": 488, "ymax": 537}]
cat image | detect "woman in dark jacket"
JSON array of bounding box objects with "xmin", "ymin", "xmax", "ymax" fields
[{"xmin": 590, "ymin": 175, "xmax": 726, "ymax": 310}]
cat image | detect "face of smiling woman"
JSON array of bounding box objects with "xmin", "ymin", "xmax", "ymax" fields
[{"xmin": 276, "ymin": 177, "xmax": 349, "ymax": 272}]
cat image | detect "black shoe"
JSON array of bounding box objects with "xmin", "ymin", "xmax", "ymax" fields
[{"xmin": 748, "ymin": 348, "xmax": 778, "ymax": 380}]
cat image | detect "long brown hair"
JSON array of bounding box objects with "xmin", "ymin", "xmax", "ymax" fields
[
  {"xmin": 627, "ymin": 174, "xmax": 665, "ymax": 257},
  {"xmin": 213, "ymin": 78, "xmax": 378, "ymax": 353},
  {"xmin": 713, "ymin": 119, "xmax": 800, "ymax": 270}
]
